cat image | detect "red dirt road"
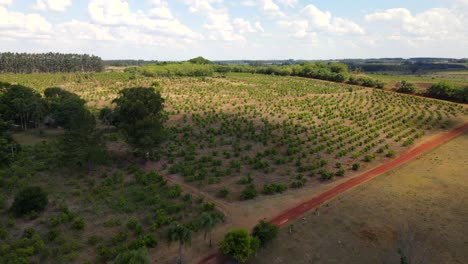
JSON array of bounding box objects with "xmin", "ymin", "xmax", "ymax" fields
[{"xmin": 198, "ymin": 123, "xmax": 468, "ymax": 264}]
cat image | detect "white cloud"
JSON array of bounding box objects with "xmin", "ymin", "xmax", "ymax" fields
[
  {"xmin": 365, "ymin": 7, "xmax": 466, "ymax": 40},
  {"xmin": 0, "ymin": 0, "xmax": 12, "ymax": 6},
  {"xmin": 301, "ymin": 4, "xmax": 364, "ymax": 35},
  {"xmin": 33, "ymin": 0, "xmax": 72, "ymax": 12},
  {"xmin": 87, "ymin": 0, "xmax": 199, "ymax": 40},
  {"xmin": 0, "ymin": 6, "xmax": 52, "ymax": 37},
  {"xmin": 148, "ymin": 0, "xmax": 173, "ymax": 19},
  {"xmin": 259, "ymin": 0, "xmax": 284, "ymax": 17},
  {"xmin": 254, "ymin": 21, "xmax": 264, "ymax": 32},
  {"xmin": 56, "ymin": 20, "xmax": 114, "ymax": 40},
  {"xmin": 276, "ymin": 0, "xmax": 297, "ymax": 8},
  {"xmin": 184, "ymin": 0, "xmax": 222, "ymax": 13},
  {"xmin": 88, "ymin": 0, "xmax": 134, "ymax": 26}
]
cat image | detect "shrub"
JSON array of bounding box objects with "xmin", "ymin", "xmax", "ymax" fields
[
  {"xmin": 352, "ymin": 163, "xmax": 360, "ymax": 171},
  {"xmin": 386, "ymin": 150, "xmax": 396, "ymax": 158},
  {"xmin": 335, "ymin": 169, "xmax": 345, "ymax": 177},
  {"xmin": 363, "ymin": 154, "xmax": 375, "ymax": 162},
  {"xmin": 238, "ymin": 174, "xmax": 253, "ymax": 185},
  {"xmin": 319, "ymin": 170, "xmax": 333, "ymax": 180},
  {"xmin": 71, "ymin": 218, "xmax": 85, "ymax": 231},
  {"xmin": 240, "ymin": 184, "xmax": 257, "ymax": 200},
  {"xmin": 114, "ymin": 248, "xmax": 150, "ymax": 264},
  {"xmin": 219, "ymin": 229, "xmax": 260, "ymax": 263},
  {"xmin": 396, "ymin": 80, "xmax": 416, "ymax": 94},
  {"xmin": 262, "ymin": 184, "xmax": 287, "ymax": 195},
  {"xmin": 217, "ymin": 187, "xmax": 229, "ymax": 198},
  {"xmin": 252, "ymin": 220, "xmax": 278, "ymax": 247},
  {"xmin": 11, "ymin": 186, "xmax": 48, "ymax": 217}
]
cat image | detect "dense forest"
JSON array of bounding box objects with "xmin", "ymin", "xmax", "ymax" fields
[{"xmin": 0, "ymin": 53, "xmax": 104, "ymax": 73}]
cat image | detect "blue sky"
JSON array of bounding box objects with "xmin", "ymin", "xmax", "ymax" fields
[{"xmin": 0, "ymin": 0, "xmax": 467, "ymax": 60}]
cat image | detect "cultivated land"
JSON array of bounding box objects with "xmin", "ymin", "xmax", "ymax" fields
[
  {"xmin": 251, "ymin": 131, "xmax": 468, "ymax": 264},
  {"xmin": 1, "ymin": 71, "xmax": 467, "ymax": 263}
]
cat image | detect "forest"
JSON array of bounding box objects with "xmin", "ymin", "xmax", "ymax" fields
[{"xmin": 0, "ymin": 53, "xmax": 104, "ymax": 74}]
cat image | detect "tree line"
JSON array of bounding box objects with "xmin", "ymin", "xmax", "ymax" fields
[{"xmin": 0, "ymin": 52, "xmax": 104, "ymax": 73}]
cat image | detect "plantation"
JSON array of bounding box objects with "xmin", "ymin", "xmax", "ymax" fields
[{"xmin": 0, "ymin": 70, "xmax": 466, "ymax": 263}]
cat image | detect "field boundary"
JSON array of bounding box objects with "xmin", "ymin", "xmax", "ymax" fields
[{"xmin": 198, "ymin": 122, "xmax": 468, "ymax": 264}]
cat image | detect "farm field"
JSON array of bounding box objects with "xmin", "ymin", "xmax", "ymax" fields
[
  {"xmin": 1, "ymin": 72, "xmax": 466, "ymax": 201},
  {"xmin": 1, "ymin": 71, "xmax": 467, "ymax": 263},
  {"xmin": 365, "ymin": 70, "xmax": 468, "ymax": 93},
  {"xmin": 251, "ymin": 131, "xmax": 468, "ymax": 264}
]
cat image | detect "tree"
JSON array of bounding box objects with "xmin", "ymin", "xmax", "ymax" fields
[
  {"xmin": 60, "ymin": 108, "xmax": 108, "ymax": 170},
  {"xmin": 219, "ymin": 229, "xmax": 260, "ymax": 263},
  {"xmin": 188, "ymin": 56, "xmax": 212, "ymax": 64},
  {"xmin": 44, "ymin": 87, "xmax": 86, "ymax": 129},
  {"xmin": 0, "ymin": 83, "xmax": 44, "ymax": 130},
  {"xmin": 11, "ymin": 186, "xmax": 48, "ymax": 217},
  {"xmin": 114, "ymin": 248, "xmax": 151, "ymax": 264},
  {"xmin": 112, "ymin": 87, "xmax": 166, "ymax": 157},
  {"xmin": 199, "ymin": 212, "xmax": 221, "ymax": 247},
  {"xmin": 396, "ymin": 80, "xmax": 416, "ymax": 94},
  {"xmin": 99, "ymin": 107, "xmax": 114, "ymax": 125},
  {"xmin": 167, "ymin": 222, "xmax": 192, "ymax": 264},
  {"xmin": 252, "ymin": 220, "xmax": 278, "ymax": 247}
]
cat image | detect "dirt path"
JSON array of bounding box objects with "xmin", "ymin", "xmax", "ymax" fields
[{"xmin": 198, "ymin": 122, "xmax": 468, "ymax": 264}]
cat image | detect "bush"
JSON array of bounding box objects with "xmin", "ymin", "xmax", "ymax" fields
[
  {"xmin": 262, "ymin": 184, "xmax": 287, "ymax": 195},
  {"xmin": 386, "ymin": 150, "xmax": 396, "ymax": 158},
  {"xmin": 240, "ymin": 184, "xmax": 257, "ymax": 200},
  {"xmin": 11, "ymin": 186, "xmax": 48, "ymax": 217},
  {"xmin": 252, "ymin": 220, "xmax": 278, "ymax": 247},
  {"xmin": 319, "ymin": 170, "xmax": 333, "ymax": 180},
  {"xmin": 396, "ymin": 80, "xmax": 416, "ymax": 94},
  {"xmin": 71, "ymin": 218, "xmax": 85, "ymax": 231},
  {"xmin": 363, "ymin": 154, "xmax": 375, "ymax": 162},
  {"xmin": 352, "ymin": 163, "xmax": 361, "ymax": 171},
  {"xmin": 114, "ymin": 248, "xmax": 150, "ymax": 264},
  {"xmin": 217, "ymin": 187, "xmax": 229, "ymax": 198},
  {"xmin": 219, "ymin": 229, "xmax": 260, "ymax": 263},
  {"xmin": 335, "ymin": 169, "xmax": 345, "ymax": 177}
]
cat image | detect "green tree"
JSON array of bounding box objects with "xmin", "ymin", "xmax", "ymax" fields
[
  {"xmin": 252, "ymin": 220, "xmax": 278, "ymax": 247},
  {"xmin": 167, "ymin": 222, "xmax": 192, "ymax": 264},
  {"xmin": 11, "ymin": 186, "xmax": 48, "ymax": 217},
  {"xmin": 188, "ymin": 56, "xmax": 212, "ymax": 64},
  {"xmin": 112, "ymin": 87, "xmax": 166, "ymax": 157},
  {"xmin": 114, "ymin": 248, "xmax": 151, "ymax": 264},
  {"xmin": 396, "ymin": 80, "xmax": 416, "ymax": 94},
  {"xmin": 219, "ymin": 229, "xmax": 260, "ymax": 263},
  {"xmin": 0, "ymin": 83, "xmax": 44, "ymax": 130},
  {"xmin": 199, "ymin": 212, "xmax": 220, "ymax": 247}
]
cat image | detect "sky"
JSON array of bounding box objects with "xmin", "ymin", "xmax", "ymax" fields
[{"xmin": 0, "ymin": 0, "xmax": 467, "ymax": 60}]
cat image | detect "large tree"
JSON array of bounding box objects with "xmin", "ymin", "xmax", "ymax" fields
[
  {"xmin": 167, "ymin": 222, "xmax": 192, "ymax": 264},
  {"xmin": 199, "ymin": 212, "xmax": 221, "ymax": 247},
  {"xmin": 0, "ymin": 82, "xmax": 44, "ymax": 130},
  {"xmin": 219, "ymin": 229, "xmax": 260, "ymax": 263},
  {"xmin": 112, "ymin": 87, "xmax": 166, "ymax": 157}
]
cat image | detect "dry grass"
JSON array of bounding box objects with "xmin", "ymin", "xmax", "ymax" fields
[{"xmin": 251, "ymin": 132, "xmax": 468, "ymax": 264}]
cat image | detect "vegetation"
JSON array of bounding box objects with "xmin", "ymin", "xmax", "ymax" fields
[
  {"xmin": 426, "ymin": 82, "xmax": 468, "ymax": 103},
  {"xmin": 114, "ymin": 248, "xmax": 151, "ymax": 264},
  {"xmin": 11, "ymin": 186, "xmax": 48, "ymax": 217},
  {"xmin": 167, "ymin": 222, "xmax": 192, "ymax": 264},
  {"xmin": 0, "ymin": 62, "xmax": 465, "ymax": 263},
  {"xmin": 252, "ymin": 220, "xmax": 279, "ymax": 247},
  {"xmin": 219, "ymin": 229, "xmax": 260, "ymax": 263},
  {"xmin": 0, "ymin": 52, "xmax": 103, "ymax": 73},
  {"xmin": 396, "ymin": 80, "xmax": 416, "ymax": 94},
  {"xmin": 112, "ymin": 87, "xmax": 166, "ymax": 157}
]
